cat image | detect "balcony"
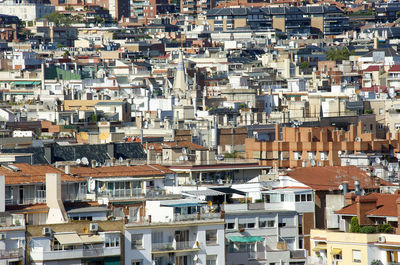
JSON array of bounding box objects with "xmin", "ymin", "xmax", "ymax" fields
[
  {"xmin": 30, "ymin": 247, "xmax": 120, "ymax": 261},
  {"xmin": 0, "ymin": 248, "xmax": 23, "ymax": 260},
  {"xmin": 152, "ymin": 241, "xmax": 200, "ymax": 254},
  {"xmin": 290, "ymin": 249, "xmax": 306, "ymax": 259},
  {"xmin": 173, "ymin": 212, "xmax": 221, "ymax": 222}
]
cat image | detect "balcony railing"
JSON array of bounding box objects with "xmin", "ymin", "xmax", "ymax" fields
[
  {"xmin": 30, "ymin": 246, "xmax": 120, "ymax": 261},
  {"xmin": 152, "ymin": 241, "xmax": 199, "ymax": 253},
  {"xmin": 0, "ymin": 248, "xmax": 23, "ymax": 260},
  {"xmin": 290, "ymin": 249, "xmax": 306, "ymax": 259}
]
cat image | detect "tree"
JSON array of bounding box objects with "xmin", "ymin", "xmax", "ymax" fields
[
  {"xmin": 371, "ymin": 260, "xmax": 383, "ymax": 265},
  {"xmin": 360, "ymin": 226, "xmax": 376, "ymax": 234},
  {"xmin": 299, "ymin": 61, "xmax": 310, "ymax": 69},
  {"xmin": 326, "ymin": 47, "xmax": 354, "ymax": 61},
  {"xmin": 43, "ymin": 11, "xmax": 73, "ymax": 27},
  {"xmin": 350, "ymin": 217, "xmax": 361, "ymax": 233},
  {"xmin": 377, "ymin": 223, "xmax": 392, "ymax": 233}
]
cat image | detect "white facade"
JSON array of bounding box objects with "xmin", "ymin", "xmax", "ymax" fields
[{"xmin": 0, "ymin": 4, "xmax": 54, "ymax": 21}]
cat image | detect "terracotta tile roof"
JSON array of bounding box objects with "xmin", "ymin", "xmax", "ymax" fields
[
  {"xmin": 6, "ymin": 203, "xmax": 48, "ymax": 212},
  {"xmin": 360, "ymin": 85, "xmax": 388, "ymax": 93},
  {"xmin": 70, "ymin": 164, "xmax": 174, "ymax": 178},
  {"xmin": 0, "ymin": 164, "xmax": 86, "ymax": 185},
  {"xmin": 364, "ymin": 65, "xmax": 381, "ymax": 72},
  {"xmin": 335, "ymin": 193, "xmax": 399, "ymax": 217},
  {"xmin": 286, "ymin": 166, "xmax": 394, "ymax": 191},
  {"xmin": 389, "ymin": 65, "xmax": 400, "ymax": 72}
]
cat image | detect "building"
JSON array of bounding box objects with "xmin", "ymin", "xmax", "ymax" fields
[
  {"xmin": 124, "ymin": 198, "xmax": 225, "ymax": 265},
  {"xmin": 181, "ymin": 0, "xmax": 216, "ymax": 16},
  {"xmin": 0, "ymin": 1, "xmax": 54, "ymax": 21},
  {"xmin": 245, "ymin": 121, "xmax": 400, "ymax": 168},
  {"xmin": 310, "ymin": 229, "xmax": 400, "ymax": 265}
]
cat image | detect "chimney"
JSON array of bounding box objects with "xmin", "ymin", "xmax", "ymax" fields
[
  {"xmin": 0, "ymin": 175, "xmax": 4, "ymax": 213},
  {"xmin": 356, "ymin": 195, "xmax": 377, "ymax": 225},
  {"xmin": 344, "ymin": 192, "xmax": 356, "ymax": 206},
  {"xmin": 275, "ymin": 123, "xmax": 281, "ymax": 141},
  {"xmin": 64, "ymin": 165, "xmax": 70, "ymax": 175},
  {"xmin": 46, "ymin": 173, "xmax": 67, "ymax": 224},
  {"xmin": 354, "ymin": 180, "xmax": 361, "ymax": 195}
]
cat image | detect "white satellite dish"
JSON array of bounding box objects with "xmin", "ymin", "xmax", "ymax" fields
[
  {"xmin": 179, "ymin": 156, "xmax": 184, "ymax": 161},
  {"xmin": 382, "ymin": 160, "xmax": 388, "ymax": 167},
  {"xmin": 338, "ymin": 184, "xmax": 343, "ymax": 191},
  {"xmin": 119, "ymin": 157, "xmax": 123, "ymax": 163},
  {"xmin": 184, "ymin": 156, "xmax": 188, "ymax": 161},
  {"xmin": 338, "ymin": 150, "xmax": 342, "ymax": 155},
  {"xmin": 375, "ymin": 157, "xmax": 381, "ymax": 164},
  {"xmin": 81, "ymin": 157, "xmax": 89, "ymax": 165},
  {"xmin": 310, "ymin": 159, "xmax": 316, "ymax": 167},
  {"xmin": 182, "ymin": 148, "xmax": 187, "ymax": 154},
  {"xmin": 76, "ymin": 158, "xmax": 81, "ymax": 164}
]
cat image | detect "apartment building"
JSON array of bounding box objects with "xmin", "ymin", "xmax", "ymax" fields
[
  {"xmin": 0, "ymin": 211, "xmax": 26, "ymax": 265},
  {"xmin": 206, "ymin": 6, "xmax": 347, "ymax": 35},
  {"xmin": 245, "ymin": 121, "xmax": 400, "ymax": 168},
  {"xmin": 124, "ymin": 198, "xmax": 225, "ymax": 265},
  {"xmin": 181, "ymin": 0, "xmax": 216, "ymax": 16},
  {"xmin": 28, "ymin": 220, "xmax": 123, "ymax": 265},
  {"xmin": 310, "ymin": 229, "xmax": 400, "ymax": 265},
  {"xmin": 0, "ymin": 1, "xmax": 55, "ymax": 21}
]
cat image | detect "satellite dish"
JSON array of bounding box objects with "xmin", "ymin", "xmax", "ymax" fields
[
  {"xmin": 179, "ymin": 156, "xmax": 184, "ymax": 161},
  {"xmin": 382, "ymin": 160, "xmax": 388, "ymax": 167},
  {"xmin": 338, "ymin": 184, "xmax": 343, "ymax": 191},
  {"xmin": 310, "ymin": 159, "xmax": 316, "ymax": 167},
  {"xmin": 89, "ymin": 178, "xmax": 96, "ymax": 191},
  {"xmin": 119, "ymin": 157, "xmax": 123, "ymax": 163},
  {"xmin": 182, "ymin": 148, "xmax": 187, "ymax": 154},
  {"xmin": 338, "ymin": 150, "xmax": 342, "ymax": 155},
  {"xmin": 76, "ymin": 158, "xmax": 81, "ymax": 164},
  {"xmin": 150, "ymin": 145, "xmax": 154, "ymax": 150},
  {"xmin": 375, "ymin": 157, "xmax": 381, "ymax": 164},
  {"xmin": 81, "ymin": 157, "xmax": 89, "ymax": 165},
  {"xmin": 184, "ymin": 156, "xmax": 188, "ymax": 161}
]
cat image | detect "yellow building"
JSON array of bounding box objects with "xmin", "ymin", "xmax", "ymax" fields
[{"xmin": 310, "ymin": 229, "xmax": 400, "ymax": 265}]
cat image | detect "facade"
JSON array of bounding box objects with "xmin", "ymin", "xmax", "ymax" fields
[
  {"xmin": 125, "ymin": 199, "xmax": 225, "ymax": 265},
  {"xmin": 0, "ymin": 213, "xmax": 26, "ymax": 265},
  {"xmin": 0, "ymin": 3, "xmax": 54, "ymax": 21},
  {"xmin": 245, "ymin": 121, "xmax": 400, "ymax": 168},
  {"xmin": 310, "ymin": 229, "xmax": 400, "ymax": 265}
]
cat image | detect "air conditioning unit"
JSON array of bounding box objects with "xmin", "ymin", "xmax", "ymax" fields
[
  {"xmin": 89, "ymin": 223, "xmax": 98, "ymax": 232},
  {"xmin": 42, "ymin": 227, "xmax": 52, "ymax": 236},
  {"xmin": 378, "ymin": 236, "xmax": 386, "ymax": 243},
  {"xmin": 0, "ymin": 233, "xmax": 6, "ymax": 240}
]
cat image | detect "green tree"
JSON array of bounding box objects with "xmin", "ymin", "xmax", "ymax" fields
[
  {"xmin": 360, "ymin": 226, "xmax": 376, "ymax": 234},
  {"xmin": 326, "ymin": 47, "xmax": 354, "ymax": 61},
  {"xmin": 377, "ymin": 223, "xmax": 392, "ymax": 233},
  {"xmin": 300, "ymin": 61, "xmax": 310, "ymax": 69},
  {"xmin": 43, "ymin": 11, "xmax": 73, "ymax": 27},
  {"xmin": 350, "ymin": 217, "xmax": 361, "ymax": 233}
]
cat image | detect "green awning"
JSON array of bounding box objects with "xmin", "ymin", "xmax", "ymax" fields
[
  {"xmin": 13, "ymin": 81, "xmax": 41, "ymax": 85},
  {"xmin": 229, "ymin": 236, "xmax": 265, "ymax": 243}
]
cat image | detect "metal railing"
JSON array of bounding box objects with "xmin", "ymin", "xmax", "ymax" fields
[
  {"xmin": 290, "ymin": 249, "xmax": 306, "ymax": 259},
  {"xmin": 152, "ymin": 241, "xmax": 199, "ymax": 252},
  {"xmin": 0, "ymin": 248, "xmax": 23, "ymax": 259}
]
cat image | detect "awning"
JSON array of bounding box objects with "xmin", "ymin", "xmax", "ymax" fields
[
  {"xmin": 183, "ymin": 190, "xmax": 225, "ymax": 196},
  {"xmin": 80, "ymin": 235, "xmax": 104, "ymax": 244},
  {"xmin": 229, "ymin": 236, "xmax": 265, "ymax": 243},
  {"xmin": 312, "ymin": 243, "xmax": 327, "ymax": 251},
  {"xmin": 13, "ymin": 81, "xmax": 41, "ymax": 85},
  {"xmin": 209, "ymin": 187, "xmax": 246, "ymax": 196},
  {"xmin": 54, "ymin": 233, "xmax": 83, "ymax": 245},
  {"xmin": 331, "ymin": 248, "xmax": 342, "ymax": 255}
]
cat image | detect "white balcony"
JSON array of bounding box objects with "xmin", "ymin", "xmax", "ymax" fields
[
  {"xmin": 30, "ymin": 247, "xmax": 120, "ymax": 261},
  {"xmin": 151, "ymin": 241, "xmax": 200, "ymax": 254}
]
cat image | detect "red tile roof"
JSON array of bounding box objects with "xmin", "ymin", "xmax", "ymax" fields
[
  {"xmin": 360, "ymin": 85, "xmax": 388, "ymax": 93},
  {"xmin": 0, "ymin": 164, "xmax": 86, "ymax": 185},
  {"xmin": 286, "ymin": 166, "xmax": 394, "ymax": 191},
  {"xmin": 389, "ymin": 65, "xmax": 400, "ymax": 72},
  {"xmin": 335, "ymin": 193, "xmax": 399, "ymax": 217},
  {"xmin": 363, "ymin": 65, "xmax": 381, "ymax": 72}
]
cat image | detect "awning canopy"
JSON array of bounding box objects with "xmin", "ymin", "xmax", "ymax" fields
[
  {"xmin": 229, "ymin": 236, "xmax": 264, "ymax": 243},
  {"xmin": 312, "ymin": 243, "xmax": 327, "ymax": 251},
  {"xmin": 183, "ymin": 189, "xmax": 225, "ymax": 196},
  {"xmin": 331, "ymin": 248, "xmax": 342, "ymax": 255},
  {"xmin": 209, "ymin": 187, "xmax": 246, "ymax": 196},
  {"xmin": 80, "ymin": 235, "xmax": 104, "ymax": 244},
  {"xmin": 54, "ymin": 233, "xmax": 83, "ymax": 245},
  {"xmin": 13, "ymin": 81, "xmax": 41, "ymax": 85}
]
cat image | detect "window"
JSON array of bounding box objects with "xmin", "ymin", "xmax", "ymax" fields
[
  {"xmin": 227, "ymin": 222, "xmax": 235, "ymax": 229},
  {"xmin": 259, "ymin": 220, "xmax": 266, "ymax": 228},
  {"xmin": 247, "ymin": 222, "xmax": 255, "ymax": 228},
  {"xmin": 281, "ymin": 194, "xmax": 285, "ymax": 202},
  {"xmin": 267, "ymin": 220, "xmax": 275, "ymax": 227},
  {"xmin": 295, "ymin": 194, "xmax": 300, "ymax": 202},
  {"xmin": 206, "ymin": 255, "xmax": 217, "ymax": 265},
  {"xmin": 353, "ymin": 250, "xmax": 361, "ymax": 263},
  {"xmin": 132, "ymin": 260, "xmax": 143, "ymax": 265},
  {"xmin": 131, "ymin": 234, "xmax": 143, "ymax": 249},
  {"xmin": 206, "ymin": 230, "xmax": 217, "ymax": 245},
  {"xmin": 301, "ymin": 194, "xmax": 306, "ymax": 202},
  {"xmin": 263, "ymin": 194, "xmax": 270, "ymax": 203},
  {"xmin": 307, "ymin": 194, "xmax": 312, "ymax": 201}
]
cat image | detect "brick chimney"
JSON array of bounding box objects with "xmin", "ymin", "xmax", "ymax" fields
[
  {"xmin": 356, "ymin": 195, "xmax": 377, "ymax": 225},
  {"xmin": 345, "ymin": 193, "xmax": 356, "ymax": 206},
  {"xmin": 275, "ymin": 123, "xmax": 281, "ymax": 141}
]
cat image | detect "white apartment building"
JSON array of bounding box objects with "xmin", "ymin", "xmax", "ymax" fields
[
  {"xmin": 0, "ymin": 3, "xmax": 54, "ymax": 21},
  {"xmin": 125, "ymin": 198, "xmax": 225, "ymax": 265}
]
